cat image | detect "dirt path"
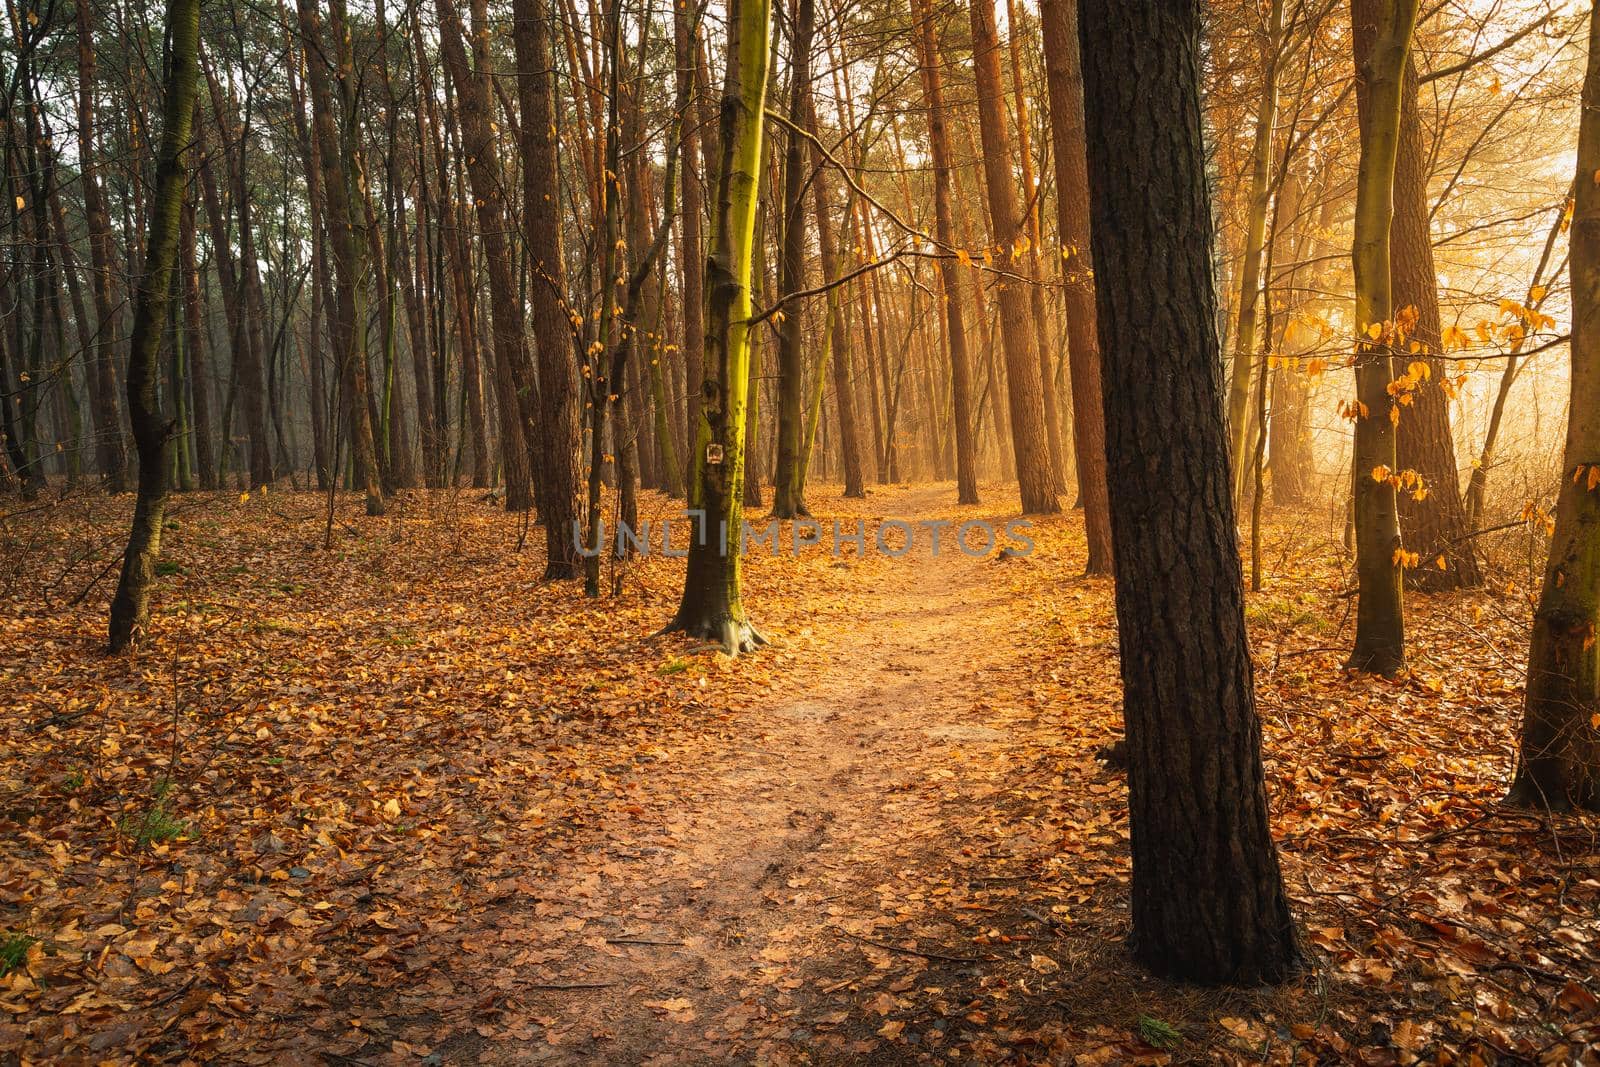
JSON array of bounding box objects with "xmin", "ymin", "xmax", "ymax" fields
[{"xmin": 454, "ymin": 490, "xmax": 1051, "ymax": 1063}]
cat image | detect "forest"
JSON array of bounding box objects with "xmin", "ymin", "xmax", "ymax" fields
[{"xmin": 2, "ymin": 0, "xmax": 1600, "ymax": 1060}]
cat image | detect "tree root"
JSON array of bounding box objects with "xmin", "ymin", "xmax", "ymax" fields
[{"xmin": 661, "ymin": 613, "xmax": 769, "ymax": 656}]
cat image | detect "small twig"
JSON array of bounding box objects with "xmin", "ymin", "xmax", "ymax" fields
[
  {"xmin": 525, "ymin": 981, "xmax": 615, "ymax": 990},
  {"xmin": 605, "ymin": 938, "xmax": 683, "ymax": 946},
  {"xmin": 27, "ymin": 709, "xmax": 92, "ymax": 732},
  {"xmin": 841, "ymin": 930, "xmax": 982, "ymax": 964}
]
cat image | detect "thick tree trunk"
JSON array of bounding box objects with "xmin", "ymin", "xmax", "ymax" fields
[
  {"xmin": 1506, "ymin": 9, "xmax": 1600, "ymax": 812},
  {"xmin": 108, "ymin": 0, "xmax": 199, "ymax": 652},
  {"xmin": 967, "ymin": 0, "xmax": 1058, "ymax": 515},
  {"xmin": 1347, "ymin": 0, "xmax": 1420, "ymax": 675},
  {"xmin": 1077, "ymin": 0, "xmax": 1301, "ymax": 985},
  {"xmin": 1040, "ymin": 0, "xmax": 1112, "ymax": 573},
  {"xmin": 665, "ymin": 0, "xmax": 773, "ymax": 654}
]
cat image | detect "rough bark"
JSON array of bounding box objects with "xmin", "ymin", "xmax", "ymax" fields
[
  {"xmin": 1389, "ymin": 57, "xmax": 1482, "ymax": 591},
  {"xmin": 1077, "ymin": 0, "xmax": 1301, "ymax": 985}
]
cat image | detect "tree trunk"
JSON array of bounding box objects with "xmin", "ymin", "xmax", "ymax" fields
[
  {"xmin": 107, "ymin": 0, "xmax": 200, "ymax": 651},
  {"xmin": 665, "ymin": 0, "xmax": 773, "ymax": 654},
  {"xmin": 1224, "ymin": 0, "xmax": 1283, "ymax": 488},
  {"xmin": 912, "ymin": 0, "xmax": 978, "ymax": 505},
  {"xmin": 1390, "ymin": 56, "xmax": 1482, "ymax": 591},
  {"xmin": 74, "ymin": 0, "xmax": 129, "ymax": 491},
  {"xmin": 1347, "ymin": 0, "xmax": 1420, "ymax": 675},
  {"xmin": 1040, "ymin": 0, "xmax": 1112, "ymax": 573},
  {"xmin": 178, "ymin": 181, "xmax": 215, "ymax": 489},
  {"xmin": 808, "ymin": 106, "xmax": 864, "ymax": 499},
  {"xmin": 1077, "ymin": 0, "xmax": 1301, "ymax": 985},
  {"xmin": 1506, "ymin": 8, "xmax": 1600, "ymax": 812},
  {"xmin": 512, "ymin": 0, "xmax": 583, "ymax": 577},
  {"xmin": 967, "ymin": 0, "xmax": 1058, "ymax": 515},
  {"xmin": 675, "ymin": 2, "xmax": 708, "ymax": 494},
  {"xmin": 437, "ymin": 0, "xmax": 539, "ymax": 513},
  {"xmin": 1004, "ymin": 0, "xmax": 1068, "ymax": 495},
  {"xmin": 297, "ymin": 0, "xmax": 384, "ymax": 515},
  {"xmin": 770, "ymin": 0, "xmax": 815, "ymax": 518}
]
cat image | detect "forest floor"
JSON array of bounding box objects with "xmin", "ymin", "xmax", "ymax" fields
[{"xmin": 2, "ymin": 482, "xmax": 1599, "ymax": 1065}]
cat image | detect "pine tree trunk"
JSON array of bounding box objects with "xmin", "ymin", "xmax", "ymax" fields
[
  {"xmin": 1040, "ymin": 0, "xmax": 1112, "ymax": 573},
  {"xmin": 675, "ymin": 4, "xmax": 708, "ymax": 494},
  {"xmin": 912, "ymin": 0, "xmax": 978, "ymax": 505},
  {"xmin": 437, "ymin": 0, "xmax": 539, "ymax": 513},
  {"xmin": 512, "ymin": 0, "xmax": 583, "ymax": 577},
  {"xmin": 1506, "ymin": 8, "xmax": 1600, "ymax": 812},
  {"xmin": 297, "ymin": 0, "xmax": 384, "ymax": 515},
  {"xmin": 107, "ymin": 0, "xmax": 200, "ymax": 651},
  {"xmin": 1389, "ymin": 57, "xmax": 1482, "ymax": 591},
  {"xmin": 1224, "ymin": 0, "xmax": 1283, "ymax": 488},
  {"xmin": 967, "ymin": 0, "xmax": 1058, "ymax": 515},
  {"xmin": 770, "ymin": 0, "xmax": 815, "ymax": 518},
  {"xmin": 808, "ymin": 107, "xmax": 865, "ymax": 499},
  {"xmin": 1077, "ymin": 0, "xmax": 1301, "ymax": 985},
  {"xmin": 178, "ymin": 185, "xmax": 215, "ymax": 489},
  {"xmin": 1004, "ymin": 0, "xmax": 1067, "ymax": 495}
]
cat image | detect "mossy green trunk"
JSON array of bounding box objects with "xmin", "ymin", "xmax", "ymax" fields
[
  {"xmin": 107, "ymin": 0, "xmax": 201, "ymax": 652},
  {"xmin": 666, "ymin": 0, "xmax": 773, "ymax": 654}
]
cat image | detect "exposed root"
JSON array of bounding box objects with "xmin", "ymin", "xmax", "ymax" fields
[{"xmin": 661, "ymin": 613, "xmax": 769, "ymax": 656}]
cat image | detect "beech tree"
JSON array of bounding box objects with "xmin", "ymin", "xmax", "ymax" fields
[
  {"xmin": 1346, "ymin": 0, "xmax": 1420, "ymax": 676},
  {"xmin": 665, "ymin": 0, "xmax": 773, "ymax": 654},
  {"xmin": 107, "ymin": 0, "xmax": 200, "ymax": 651}
]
